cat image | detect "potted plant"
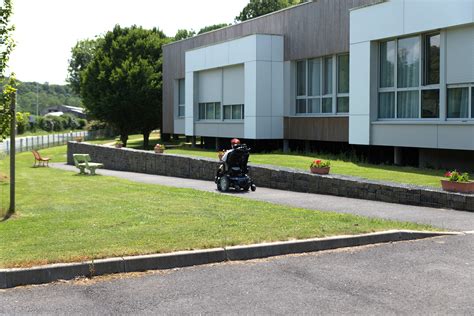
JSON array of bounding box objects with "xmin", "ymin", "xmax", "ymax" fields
[
  {"xmin": 310, "ymin": 159, "xmax": 331, "ymax": 175},
  {"xmin": 74, "ymin": 136, "xmax": 83, "ymax": 142},
  {"xmin": 154, "ymin": 143, "xmax": 165, "ymax": 154},
  {"xmin": 115, "ymin": 140, "xmax": 123, "ymax": 148},
  {"xmin": 441, "ymin": 170, "xmax": 474, "ymax": 194}
]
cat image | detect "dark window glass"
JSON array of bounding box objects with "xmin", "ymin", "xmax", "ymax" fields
[
  {"xmin": 232, "ymin": 104, "xmax": 242, "ymax": 119},
  {"xmin": 199, "ymin": 103, "xmax": 205, "ymax": 120},
  {"xmin": 472, "ymin": 88, "xmax": 474, "ymax": 118},
  {"xmin": 178, "ymin": 105, "xmax": 185, "ymax": 117},
  {"xmin": 178, "ymin": 79, "xmax": 185, "ymax": 104},
  {"xmin": 322, "ymin": 98, "xmax": 332, "ymax": 113},
  {"xmin": 447, "ymin": 88, "xmax": 469, "ymax": 118},
  {"xmin": 223, "ymin": 105, "xmax": 231, "ymax": 120},
  {"xmin": 323, "ymin": 57, "xmax": 333, "ymax": 95},
  {"xmin": 308, "ymin": 59, "xmax": 321, "ymax": 96},
  {"xmin": 296, "ymin": 99, "xmax": 307, "ymax": 114},
  {"xmin": 337, "ymin": 55, "xmax": 349, "ymax": 94},
  {"xmin": 424, "ymin": 34, "xmax": 440, "ymax": 85},
  {"xmin": 421, "ymin": 90, "xmax": 439, "ymax": 118},
  {"xmin": 378, "ymin": 92, "xmax": 395, "ymax": 118},
  {"xmin": 297, "ymin": 61, "xmax": 306, "ymax": 96},
  {"xmin": 214, "ymin": 102, "xmax": 221, "ymax": 119},
  {"xmin": 337, "ymin": 97, "xmax": 349, "ymax": 113}
]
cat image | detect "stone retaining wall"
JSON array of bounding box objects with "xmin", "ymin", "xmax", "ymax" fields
[{"xmin": 67, "ymin": 142, "xmax": 474, "ymax": 212}]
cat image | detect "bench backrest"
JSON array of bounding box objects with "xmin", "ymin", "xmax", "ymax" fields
[
  {"xmin": 73, "ymin": 154, "xmax": 91, "ymax": 167},
  {"xmin": 32, "ymin": 150, "xmax": 40, "ymax": 160}
]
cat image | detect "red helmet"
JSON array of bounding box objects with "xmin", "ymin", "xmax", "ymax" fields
[{"xmin": 231, "ymin": 138, "xmax": 241, "ymax": 146}]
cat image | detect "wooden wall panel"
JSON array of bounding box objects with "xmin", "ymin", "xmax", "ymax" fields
[
  {"xmin": 284, "ymin": 117, "xmax": 349, "ymax": 142},
  {"xmin": 162, "ymin": 0, "xmax": 379, "ymax": 134}
]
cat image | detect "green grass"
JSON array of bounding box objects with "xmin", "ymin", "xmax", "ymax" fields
[
  {"xmin": 164, "ymin": 147, "xmax": 445, "ymax": 188},
  {"xmin": 0, "ymin": 146, "xmax": 436, "ymax": 268}
]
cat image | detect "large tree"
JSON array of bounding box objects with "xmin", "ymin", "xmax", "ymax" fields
[
  {"xmin": 66, "ymin": 38, "xmax": 99, "ymax": 95},
  {"xmin": 81, "ymin": 25, "xmax": 168, "ymax": 147},
  {"xmin": 235, "ymin": 0, "xmax": 303, "ymax": 22},
  {"xmin": 0, "ymin": 0, "xmax": 16, "ymax": 140},
  {"xmin": 174, "ymin": 29, "xmax": 195, "ymax": 41}
]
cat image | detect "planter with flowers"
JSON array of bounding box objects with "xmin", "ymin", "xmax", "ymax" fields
[
  {"xmin": 310, "ymin": 159, "xmax": 331, "ymax": 175},
  {"xmin": 441, "ymin": 170, "xmax": 474, "ymax": 194},
  {"xmin": 115, "ymin": 141, "xmax": 123, "ymax": 148},
  {"xmin": 154, "ymin": 144, "xmax": 165, "ymax": 154}
]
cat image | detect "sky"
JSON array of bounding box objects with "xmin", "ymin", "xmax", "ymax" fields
[{"xmin": 7, "ymin": 0, "xmax": 249, "ymax": 85}]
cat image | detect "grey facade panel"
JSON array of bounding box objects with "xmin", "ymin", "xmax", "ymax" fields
[{"xmin": 163, "ymin": 0, "xmax": 379, "ymax": 134}]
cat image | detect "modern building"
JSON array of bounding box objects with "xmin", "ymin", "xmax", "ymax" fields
[
  {"xmin": 162, "ymin": 0, "xmax": 474, "ymax": 170},
  {"xmin": 41, "ymin": 105, "xmax": 86, "ymax": 119}
]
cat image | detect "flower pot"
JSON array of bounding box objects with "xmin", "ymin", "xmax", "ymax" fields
[
  {"xmin": 154, "ymin": 148, "xmax": 164, "ymax": 154},
  {"xmin": 74, "ymin": 137, "xmax": 83, "ymax": 142},
  {"xmin": 441, "ymin": 179, "xmax": 474, "ymax": 194},
  {"xmin": 115, "ymin": 144, "xmax": 123, "ymax": 148},
  {"xmin": 310, "ymin": 166, "xmax": 330, "ymax": 175}
]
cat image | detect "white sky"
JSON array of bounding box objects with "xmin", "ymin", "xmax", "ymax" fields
[{"xmin": 8, "ymin": 0, "xmax": 248, "ymax": 85}]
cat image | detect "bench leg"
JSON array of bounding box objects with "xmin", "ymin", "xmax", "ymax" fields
[
  {"xmin": 78, "ymin": 167, "xmax": 86, "ymax": 174},
  {"xmin": 89, "ymin": 168, "xmax": 97, "ymax": 175}
]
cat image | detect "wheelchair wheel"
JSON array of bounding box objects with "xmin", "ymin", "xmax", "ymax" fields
[{"xmin": 219, "ymin": 176, "xmax": 230, "ymax": 192}]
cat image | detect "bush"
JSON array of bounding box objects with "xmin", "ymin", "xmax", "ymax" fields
[
  {"xmin": 78, "ymin": 118, "xmax": 87, "ymax": 129},
  {"xmin": 16, "ymin": 112, "xmax": 30, "ymax": 135},
  {"xmin": 39, "ymin": 116, "xmax": 54, "ymax": 132}
]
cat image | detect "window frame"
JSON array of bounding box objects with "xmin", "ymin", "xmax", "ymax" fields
[
  {"xmin": 223, "ymin": 104, "xmax": 244, "ymax": 120},
  {"xmin": 336, "ymin": 53, "xmax": 350, "ymax": 114},
  {"xmin": 446, "ymin": 84, "xmax": 474, "ymax": 121},
  {"xmin": 177, "ymin": 78, "xmax": 186, "ymax": 118},
  {"xmin": 377, "ymin": 33, "xmax": 441, "ymax": 121},
  {"xmin": 198, "ymin": 102, "xmax": 222, "ymax": 121},
  {"xmin": 295, "ymin": 55, "xmax": 345, "ymax": 116}
]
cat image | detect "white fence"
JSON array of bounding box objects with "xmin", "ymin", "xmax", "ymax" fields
[{"xmin": 0, "ymin": 130, "xmax": 109, "ymax": 155}]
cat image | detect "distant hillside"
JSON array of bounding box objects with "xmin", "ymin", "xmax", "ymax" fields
[{"xmin": 14, "ymin": 81, "xmax": 83, "ymax": 114}]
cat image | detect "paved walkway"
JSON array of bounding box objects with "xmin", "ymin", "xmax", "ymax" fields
[{"xmin": 52, "ymin": 163, "xmax": 474, "ymax": 231}]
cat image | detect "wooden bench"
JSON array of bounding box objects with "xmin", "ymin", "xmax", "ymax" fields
[
  {"xmin": 32, "ymin": 150, "xmax": 51, "ymax": 167},
  {"xmin": 73, "ymin": 154, "xmax": 104, "ymax": 175}
]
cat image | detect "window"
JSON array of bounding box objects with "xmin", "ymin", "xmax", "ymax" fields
[
  {"xmin": 297, "ymin": 61, "xmax": 306, "ymax": 96},
  {"xmin": 378, "ymin": 34, "xmax": 440, "ymax": 120},
  {"xmin": 424, "ymin": 34, "xmax": 440, "ymax": 85},
  {"xmin": 337, "ymin": 54, "xmax": 349, "ymax": 113},
  {"xmin": 296, "ymin": 55, "xmax": 347, "ymax": 115},
  {"xmin": 223, "ymin": 104, "xmax": 244, "ymax": 120},
  {"xmin": 447, "ymin": 88, "xmax": 469, "ymax": 118},
  {"xmin": 177, "ymin": 79, "xmax": 185, "ymax": 118},
  {"xmin": 198, "ymin": 102, "xmax": 221, "ymax": 120}
]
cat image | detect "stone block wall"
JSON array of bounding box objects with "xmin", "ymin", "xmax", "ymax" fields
[{"xmin": 67, "ymin": 142, "xmax": 474, "ymax": 212}]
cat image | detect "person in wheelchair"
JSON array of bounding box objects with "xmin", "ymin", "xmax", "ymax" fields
[{"xmin": 215, "ymin": 138, "xmax": 256, "ymax": 192}]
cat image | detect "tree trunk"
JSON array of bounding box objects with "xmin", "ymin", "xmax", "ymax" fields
[
  {"xmin": 143, "ymin": 131, "xmax": 150, "ymax": 149},
  {"xmin": 120, "ymin": 134, "xmax": 128, "ymax": 147}
]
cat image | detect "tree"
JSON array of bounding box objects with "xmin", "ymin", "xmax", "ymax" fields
[
  {"xmin": 198, "ymin": 23, "xmax": 230, "ymax": 35},
  {"xmin": 66, "ymin": 39, "xmax": 99, "ymax": 95},
  {"xmin": 0, "ymin": 0, "xmax": 16, "ymax": 140},
  {"xmin": 81, "ymin": 25, "xmax": 169, "ymax": 147},
  {"xmin": 174, "ymin": 29, "xmax": 195, "ymax": 41},
  {"xmin": 235, "ymin": 0, "xmax": 303, "ymax": 22}
]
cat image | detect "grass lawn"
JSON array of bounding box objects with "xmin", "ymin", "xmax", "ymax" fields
[
  {"xmin": 164, "ymin": 147, "xmax": 445, "ymax": 188},
  {"xmin": 0, "ymin": 146, "xmax": 435, "ymax": 268}
]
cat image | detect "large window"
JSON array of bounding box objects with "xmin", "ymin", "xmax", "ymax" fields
[
  {"xmin": 296, "ymin": 54, "xmax": 349, "ymax": 115},
  {"xmin": 378, "ymin": 34, "xmax": 440, "ymax": 119},
  {"xmin": 178, "ymin": 79, "xmax": 185, "ymax": 118},
  {"xmin": 198, "ymin": 102, "xmax": 221, "ymax": 120},
  {"xmin": 223, "ymin": 104, "xmax": 244, "ymax": 120},
  {"xmin": 447, "ymin": 86, "xmax": 474, "ymax": 119}
]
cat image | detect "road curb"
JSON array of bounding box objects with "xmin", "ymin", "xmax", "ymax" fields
[{"xmin": 0, "ymin": 230, "xmax": 454, "ymax": 289}]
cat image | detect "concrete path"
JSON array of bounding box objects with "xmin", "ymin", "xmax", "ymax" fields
[
  {"xmin": 52, "ymin": 163, "xmax": 474, "ymax": 231},
  {"xmin": 2, "ymin": 233, "xmax": 472, "ymax": 314}
]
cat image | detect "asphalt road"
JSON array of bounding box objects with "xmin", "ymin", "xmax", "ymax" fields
[
  {"xmin": 1, "ymin": 234, "xmax": 472, "ymax": 314},
  {"xmin": 4, "ymin": 164, "xmax": 469, "ymax": 314},
  {"xmin": 52, "ymin": 163, "xmax": 474, "ymax": 231}
]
